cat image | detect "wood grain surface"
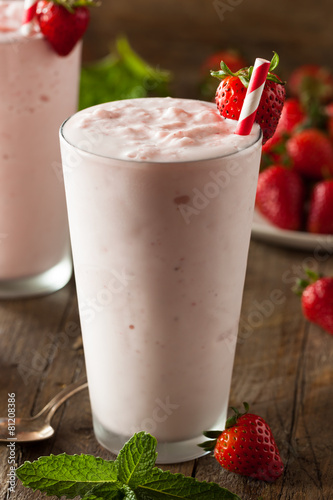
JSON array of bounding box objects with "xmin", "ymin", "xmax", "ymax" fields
[{"xmin": 0, "ymin": 238, "xmax": 332, "ymax": 500}]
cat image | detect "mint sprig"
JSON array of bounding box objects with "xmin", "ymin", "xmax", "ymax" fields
[
  {"xmin": 16, "ymin": 454, "xmax": 119, "ymax": 498},
  {"xmin": 79, "ymin": 37, "xmax": 171, "ymax": 110},
  {"xmin": 16, "ymin": 432, "xmax": 241, "ymax": 500},
  {"xmin": 116, "ymin": 430, "xmax": 157, "ymax": 488}
]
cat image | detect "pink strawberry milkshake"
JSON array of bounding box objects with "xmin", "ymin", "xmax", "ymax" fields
[
  {"xmin": 0, "ymin": 0, "xmax": 81, "ymax": 297},
  {"xmin": 60, "ymin": 97, "xmax": 262, "ymax": 463}
]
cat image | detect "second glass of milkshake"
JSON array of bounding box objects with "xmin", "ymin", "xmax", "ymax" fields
[
  {"xmin": 0, "ymin": 0, "xmax": 82, "ymax": 297},
  {"xmin": 60, "ymin": 97, "xmax": 262, "ymax": 463}
]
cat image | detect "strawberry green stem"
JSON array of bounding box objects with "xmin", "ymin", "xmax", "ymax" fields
[
  {"xmin": 293, "ymin": 269, "xmax": 322, "ymax": 296},
  {"xmin": 198, "ymin": 402, "xmax": 250, "ymax": 452},
  {"xmin": 225, "ymin": 401, "xmax": 249, "ymax": 428},
  {"xmin": 211, "ymin": 52, "xmax": 285, "ymax": 88},
  {"xmin": 44, "ymin": 0, "xmax": 99, "ymax": 13}
]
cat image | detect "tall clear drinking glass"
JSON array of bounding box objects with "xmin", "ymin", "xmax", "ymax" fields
[
  {"xmin": 0, "ymin": 0, "xmax": 81, "ymax": 297},
  {"xmin": 60, "ymin": 98, "xmax": 262, "ymax": 463}
]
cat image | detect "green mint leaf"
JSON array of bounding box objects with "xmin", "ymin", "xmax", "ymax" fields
[
  {"xmin": 135, "ymin": 467, "xmax": 241, "ymax": 499},
  {"xmin": 121, "ymin": 485, "xmax": 138, "ymax": 500},
  {"xmin": 16, "ymin": 433, "xmax": 241, "ymax": 500},
  {"xmin": 80, "ymin": 484, "xmax": 135, "ymax": 499},
  {"xmin": 115, "ymin": 432, "xmax": 158, "ymax": 488},
  {"xmin": 79, "ymin": 36, "xmax": 171, "ymax": 110},
  {"xmin": 16, "ymin": 453, "xmax": 118, "ymax": 499}
]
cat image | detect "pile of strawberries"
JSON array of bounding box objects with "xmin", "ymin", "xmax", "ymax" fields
[
  {"xmin": 201, "ymin": 53, "xmax": 333, "ymax": 235},
  {"xmin": 257, "ymin": 64, "xmax": 333, "ymax": 234}
]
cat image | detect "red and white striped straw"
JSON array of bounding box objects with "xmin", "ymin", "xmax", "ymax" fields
[
  {"xmin": 235, "ymin": 58, "xmax": 270, "ymax": 136},
  {"xmin": 21, "ymin": 0, "xmax": 38, "ymax": 36}
]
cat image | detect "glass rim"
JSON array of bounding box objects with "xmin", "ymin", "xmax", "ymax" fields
[{"xmin": 60, "ymin": 102, "xmax": 263, "ymax": 166}]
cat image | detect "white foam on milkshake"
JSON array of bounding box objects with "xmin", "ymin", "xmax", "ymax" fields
[{"xmin": 62, "ymin": 97, "xmax": 261, "ymax": 162}]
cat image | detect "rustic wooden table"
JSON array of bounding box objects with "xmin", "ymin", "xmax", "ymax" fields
[{"xmin": 0, "ymin": 237, "xmax": 332, "ymax": 500}]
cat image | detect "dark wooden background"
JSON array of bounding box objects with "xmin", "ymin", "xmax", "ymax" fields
[{"xmin": 84, "ymin": 0, "xmax": 333, "ymax": 97}]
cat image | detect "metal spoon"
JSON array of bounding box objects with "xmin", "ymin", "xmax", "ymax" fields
[{"xmin": 0, "ymin": 379, "xmax": 88, "ymax": 442}]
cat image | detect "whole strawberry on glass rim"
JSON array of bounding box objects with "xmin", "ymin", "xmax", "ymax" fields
[
  {"xmin": 36, "ymin": 0, "xmax": 99, "ymax": 57},
  {"xmin": 199, "ymin": 402, "xmax": 284, "ymax": 482},
  {"xmin": 212, "ymin": 52, "xmax": 286, "ymax": 144}
]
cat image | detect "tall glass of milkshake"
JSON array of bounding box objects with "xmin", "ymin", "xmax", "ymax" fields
[
  {"xmin": 0, "ymin": 0, "xmax": 81, "ymax": 297},
  {"xmin": 60, "ymin": 97, "xmax": 262, "ymax": 463}
]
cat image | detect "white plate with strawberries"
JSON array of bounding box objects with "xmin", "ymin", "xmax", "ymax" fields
[
  {"xmin": 207, "ymin": 53, "xmax": 333, "ymax": 252},
  {"xmin": 252, "ymin": 209, "xmax": 333, "ymax": 252}
]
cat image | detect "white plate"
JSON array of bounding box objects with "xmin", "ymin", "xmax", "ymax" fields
[{"xmin": 252, "ymin": 209, "xmax": 333, "ymax": 252}]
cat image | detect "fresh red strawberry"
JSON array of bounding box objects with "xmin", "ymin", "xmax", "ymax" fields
[
  {"xmin": 261, "ymin": 134, "xmax": 286, "ymax": 167},
  {"xmin": 199, "ymin": 403, "xmax": 284, "ymax": 482},
  {"xmin": 295, "ymin": 270, "xmax": 333, "ymax": 335},
  {"xmin": 262, "ymin": 98, "xmax": 307, "ymax": 166},
  {"xmin": 262, "ymin": 131, "xmax": 282, "ymax": 153},
  {"xmin": 260, "ymin": 99, "xmax": 304, "ymax": 167},
  {"xmin": 214, "ymin": 75, "xmax": 246, "ymax": 121},
  {"xmin": 36, "ymin": 0, "xmax": 92, "ymax": 56},
  {"xmin": 307, "ymin": 180, "xmax": 333, "ymax": 234},
  {"xmin": 289, "ymin": 64, "xmax": 333, "ymax": 104},
  {"xmin": 256, "ymin": 165, "xmax": 305, "ymax": 230},
  {"xmin": 212, "ymin": 53, "xmax": 286, "ymax": 145},
  {"xmin": 286, "ymin": 128, "xmax": 333, "ymax": 179},
  {"xmin": 274, "ymin": 98, "xmax": 306, "ymax": 137}
]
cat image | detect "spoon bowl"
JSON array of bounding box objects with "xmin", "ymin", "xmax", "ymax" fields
[{"xmin": 0, "ymin": 379, "xmax": 87, "ymax": 443}]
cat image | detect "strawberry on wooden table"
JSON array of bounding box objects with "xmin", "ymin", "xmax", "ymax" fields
[
  {"xmin": 256, "ymin": 165, "xmax": 305, "ymax": 230},
  {"xmin": 212, "ymin": 52, "xmax": 286, "ymax": 144},
  {"xmin": 307, "ymin": 179, "xmax": 333, "ymax": 234},
  {"xmin": 36, "ymin": 0, "xmax": 96, "ymax": 56},
  {"xmin": 199, "ymin": 403, "xmax": 284, "ymax": 482},
  {"xmin": 295, "ymin": 270, "xmax": 333, "ymax": 335}
]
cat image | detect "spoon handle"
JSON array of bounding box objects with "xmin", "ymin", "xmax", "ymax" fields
[{"xmin": 34, "ymin": 379, "xmax": 88, "ymax": 423}]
